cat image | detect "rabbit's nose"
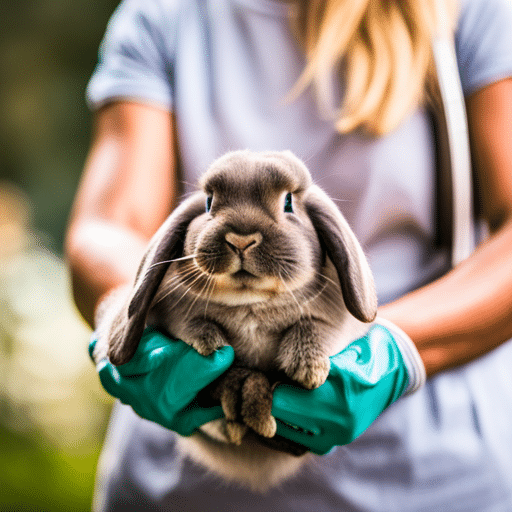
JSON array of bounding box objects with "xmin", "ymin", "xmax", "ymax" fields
[{"xmin": 225, "ymin": 232, "xmax": 262, "ymax": 254}]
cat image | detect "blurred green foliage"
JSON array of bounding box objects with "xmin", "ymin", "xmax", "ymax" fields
[
  {"xmin": 0, "ymin": 0, "xmax": 120, "ymax": 251},
  {"xmin": 0, "ymin": 425, "xmax": 102, "ymax": 512},
  {"xmin": 0, "ymin": 198, "xmax": 114, "ymax": 511},
  {"xmin": 0, "ymin": 1, "xmax": 121, "ymax": 510}
]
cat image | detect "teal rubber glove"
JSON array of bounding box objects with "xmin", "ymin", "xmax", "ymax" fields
[
  {"xmin": 272, "ymin": 322, "xmax": 426, "ymax": 455},
  {"xmin": 89, "ymin": 327, "xmax": 235, "ymax": 436}
]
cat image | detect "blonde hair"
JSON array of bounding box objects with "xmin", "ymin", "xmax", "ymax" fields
[{"xmin": 291, "ymin": 0, "xmax": 458, "ymax": 136}]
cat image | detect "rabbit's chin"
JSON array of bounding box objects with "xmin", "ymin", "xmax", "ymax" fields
[
  {"xmin": 208, "ymin": 286, "xmax": 282, "ymax": 306},
  {"xmin": 202, "ymin": 271, "xmax": 316, "ymax": 306}
]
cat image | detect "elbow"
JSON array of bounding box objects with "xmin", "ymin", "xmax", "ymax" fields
[
  {"xmin": 64, "ymin": 220, "xmax": 99, "ymax": 327},
  {"xmin": 64, "ymin": 221, "xmax": 80, "ymax": 272}
]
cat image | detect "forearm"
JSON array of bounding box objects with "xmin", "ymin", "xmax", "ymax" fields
[
  {"xmin": 379, "ymin": 219, "xmax": 512, "ymax": 376},
  {"xmin": 66, "ymin": 219, "xmax": 149, "ymax": 327},
  {"xmin": 65, "ymin": 102, "xmax": 176, "ymax": 327}
]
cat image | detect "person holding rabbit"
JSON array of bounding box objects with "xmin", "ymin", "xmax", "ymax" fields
[{"xmin": 66, "ymin": 0, "xmax": 512, "ymax": 510}]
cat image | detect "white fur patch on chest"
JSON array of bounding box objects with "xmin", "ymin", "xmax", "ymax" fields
[{"xmin": 229, "ymin": 316, "xmax": 279, "ymax": 369}]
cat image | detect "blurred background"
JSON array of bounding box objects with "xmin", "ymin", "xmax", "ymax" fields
[{"xmin": 0, "ymin": 1, "xmax": 120, "ymax": 510}]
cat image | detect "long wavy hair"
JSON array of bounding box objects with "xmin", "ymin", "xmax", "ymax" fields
[{"xmin": 291, "ymin": 0, "xmax": 458, "ymax": 136}]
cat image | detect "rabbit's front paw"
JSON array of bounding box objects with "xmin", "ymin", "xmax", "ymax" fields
[
  {"xmin": 182, "ymin": 318, "xmax": 228, "ymax": 356},
  {"xmin": 278, "ymin": 321, "xmax": 330, "ymax": 389},
  {"xmin": 288, "ymin": 357, "xmax": 330, "ymax": 390}
]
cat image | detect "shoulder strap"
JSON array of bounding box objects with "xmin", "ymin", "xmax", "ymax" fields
[{"xmin": 430, "ymin": 35, "xmax": 476, "ymax": 267}]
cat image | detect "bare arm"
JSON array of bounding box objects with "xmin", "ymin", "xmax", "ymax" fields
[
  {"xmin": 380, "ymin": 79, "xmax": 512, "ymax": 376},
  {"xmin": 65, "ymin": 101, "xmax": 178, "ymax": 327}
]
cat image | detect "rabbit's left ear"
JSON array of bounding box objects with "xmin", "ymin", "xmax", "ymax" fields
[
  {"xmin": 108, "ymin": 192, "xmax": 207, "ymax": 365},
  {"xmin": 305, "ymin": 186, "xmax": 377, "ymax": 323}
]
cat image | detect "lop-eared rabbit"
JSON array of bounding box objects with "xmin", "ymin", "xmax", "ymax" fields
[{"xmin": 93, "ymin": 150, "xmax": 377, "ymax": 491}]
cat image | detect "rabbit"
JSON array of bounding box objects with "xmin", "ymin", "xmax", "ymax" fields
[{"xmin": 93, "ymin": 149, "xmax": 378, "ymax": 492}]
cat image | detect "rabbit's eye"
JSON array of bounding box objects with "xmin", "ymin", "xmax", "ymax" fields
[
  {"xmin": 284, "ymin": 192, "xmax": 293, "ymax": 213},
  {"xmin": 206, "ymin": 195, "xmax": 213, "ymax": 213}
]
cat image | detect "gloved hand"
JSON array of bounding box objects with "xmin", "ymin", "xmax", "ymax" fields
[
  {"xmin": 89, "ymin": 326, "xmax": 235, "ymax": 436},
  {"xmin": 271, "ymin": 320, "xmax": 426, "ymax": 455}
]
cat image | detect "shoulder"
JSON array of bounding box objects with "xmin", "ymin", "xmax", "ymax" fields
[
  {"xmin": 102, "ymin": 0, "xmax": 183, "ymax": 39},
  {"xmin": 455, "ymin": 0, "xmax": 512, "ymax": 94},
  {"xmin": 86, "ymin": 0, "xmax": 187, "ymax": 110}
]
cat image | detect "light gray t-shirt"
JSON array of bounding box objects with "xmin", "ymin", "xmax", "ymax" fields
[{"xmin": 87, "ymin": 0, "xmax": 512, "ymax": 510}]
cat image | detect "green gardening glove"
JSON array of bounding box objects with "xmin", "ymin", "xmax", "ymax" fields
[
  {"xmin": 89, "ymin": 327, "xmax": 235, "ymax": 436},
  {"xmin": 272, "ymin": 321, "xmax": 426, "ymax": 455}
]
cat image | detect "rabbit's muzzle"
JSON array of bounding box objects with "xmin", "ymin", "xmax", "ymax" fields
[{"xmin": 193, "ymin": 225, "xmax": 301, "ymax": 288}]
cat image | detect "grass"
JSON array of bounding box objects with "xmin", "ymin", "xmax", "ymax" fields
[{"xmin": 0, "ymin": 424, "xmax": 103, "ymax": 512}]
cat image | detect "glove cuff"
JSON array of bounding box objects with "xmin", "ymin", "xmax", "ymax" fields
[{"xmin": 376, "ymin": 317, "xmax": 427, "ymax": 395}]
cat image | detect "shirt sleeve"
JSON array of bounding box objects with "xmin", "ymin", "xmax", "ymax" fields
[
  {"xmin": 86, "ymin": 0, "xmax": 178, "ymax": 111},
  {"xmin": 456, "ymin": 0, "xmax": 512, "ymax": 96}
]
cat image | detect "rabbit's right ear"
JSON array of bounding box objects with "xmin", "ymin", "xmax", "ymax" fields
[{"xmin": 108, "ymin": 192, "xmax": 207, "ymax": 365}]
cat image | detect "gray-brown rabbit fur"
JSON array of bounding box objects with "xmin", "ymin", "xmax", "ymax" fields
[{"xmin": 95, "ymin": 150, "xmax": 378, "ymax": 492}]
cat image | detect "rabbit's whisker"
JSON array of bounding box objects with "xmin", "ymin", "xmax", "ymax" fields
[
  {"xmin": 146, "ymin": 256, "xmax": 196, "ymax": 290},
  {"xmin": 203, "ymin": 274, "xmax": 217, "ymax": 318},
  {"xmin": 277, "ymin": 261, "xmax": 304, "ymax": 283},
  {"xmin": 153, "ymin": 277, "xmax": 186, "ymax": 304},
  {"xmin": 160, "ymin": 269, "xmax": 199, "ymax": 294},
  {"xmin": 308, "ymin": 280, "xmax": 332, "ymax": 307},
  {"xmin": 184, "ymin": 272, "xmax": 212, "ymax": 320},
  {"xmin": 192, "ymin": 251, "xmax": 227, "ymax": 274},
  {"xmin": 329, "ymin": 197, "xmax": 352, "ymax": 204},
  {"xmin": 147, "ymin": 254, "xmax": 198, "ymax": 270},
  {"xmin": 293, "ymin": 285, "xmax": 316, "ymax": 320},
  {"xmin": 174, "ymin": 271, "xmax": 208, "ymax": 308},
  {"xmin": 154, "ymin": 264, "xmax": 205, "ymax": 305},
  {"xmin": 177, "ymin": 262, "xmax": 203, "ymax": 279},
  {"xmin": 315, "ymin": 271, "xmax": 339, "ymax": 288},
  {"xmin": 279, "ymin": 275, "xmax": 304, "ymax": 317},
  {"xmin": 142, "ymin": 255, "xmax": 199, "ymax": 281},
  {"xmin": 277, "ymin": 264, "xmax": 324, "ymax": 316},
  {"xmin": 313, "ymin": 273, "xmax": 344, "ymax": 310},
  {"xmin": 197, "ymin": 252, "xmax": 222, "ymax": 274}
]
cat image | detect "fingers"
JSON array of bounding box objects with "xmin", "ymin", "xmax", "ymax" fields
[
  {"xmin": 174, "ymin": 344, "xmax": 235, "ymax": 394},
  {"xmin": 115, "ymin": 328, "xmax": 181, "ymax": 376},
  {"xmin": 115, "ymin": 329, "xmax": 235, "ymax": 380}
]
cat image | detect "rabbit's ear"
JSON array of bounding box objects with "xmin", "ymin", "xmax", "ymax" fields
[
  {"xmin": 108, "ymin": 192, "xmax": 207, "ymax": 365},
  {"xmin": 305, "ymin": 186, "xmax": 377, "ymax": 323}
]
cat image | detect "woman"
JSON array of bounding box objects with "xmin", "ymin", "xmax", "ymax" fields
[{"xmin": 66, "ymin": 0, "xmax": 512, "ymax": 509}]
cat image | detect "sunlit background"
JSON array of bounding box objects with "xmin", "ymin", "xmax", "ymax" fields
[{"xmin": 0, "ymin": 1, "xmax": 120, "ymax": 510}]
